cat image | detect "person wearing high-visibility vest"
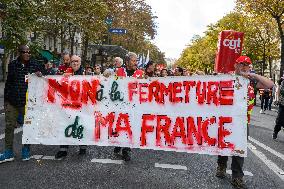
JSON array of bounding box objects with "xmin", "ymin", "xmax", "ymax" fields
[{"xmin": 215, "ymin": 56, "xmax": 274, "ymax": 188}]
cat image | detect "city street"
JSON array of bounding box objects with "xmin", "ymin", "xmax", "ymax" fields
[
  {"xmin": 1, "ymin": 0, "xmax": 284, "ymax": 188},
  {"xmin": 0, "ymin": 94, "xmax": 283, "ymax": 188}
]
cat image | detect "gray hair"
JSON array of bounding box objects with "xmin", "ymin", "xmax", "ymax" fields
[
  {"xmin": 71, "ymin": 55, "xmax": 81, "ymax": 61},
  {"xmin": 114, "ymin": 57, "xmax": 123, "ymax": 64},
  {"xmin": 125, "ymin": 52, "xmax": 137, "ymax": 62}
]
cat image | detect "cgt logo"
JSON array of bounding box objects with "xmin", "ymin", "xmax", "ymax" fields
[{"xmin": 223, "ymin": 38, "xmax": 241, "ymax": 53}]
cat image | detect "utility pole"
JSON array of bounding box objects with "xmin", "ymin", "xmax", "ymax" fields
[{"xmin": 105, "ymin": 16, "xmax": 113, "ymax": 45}]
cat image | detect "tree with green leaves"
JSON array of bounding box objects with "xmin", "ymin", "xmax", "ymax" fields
[
  {"xmin": 0, "ymin": 0, "xmax": 164, "ymax": 80},
  {"xmin": 179, "ymin": 11, "xmax": 280, "ymax": 76},
  {"xmin": 141, "ymin": 40, "xmax": 166, "ymax": 65},
  {"xmin": 104, "ymin": 0, "xmax": 157, "ymax": 52},
  {"xmin": 177, "ymin": 35, "xmax": 215, "ymax": 73},
  {"xmin": 236, "ymin": 0, "xmax": 284, "ymax": 77},
  {"xmin": 0, "ymin": 0, "xmax": 43, "ymax": 81}
]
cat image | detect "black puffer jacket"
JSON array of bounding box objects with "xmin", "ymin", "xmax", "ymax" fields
[
  {"xmin": 4, "ymin": 58, "xmax": 41, "ymax": 107},
  {"xmin": 74, "ymin": 66, "xmax": 84, "ymax": 75}
]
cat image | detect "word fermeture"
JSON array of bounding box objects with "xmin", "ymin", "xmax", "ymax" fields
[{"xmin": 128, "ymin": 80, "xmax": 235, "ymax": 106}]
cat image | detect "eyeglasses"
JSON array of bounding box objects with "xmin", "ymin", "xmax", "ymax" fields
[
  {"xmin": 71, "ymin": 60, "xmax": 79, "ymax": 63},
  {"xmin": 20, "ymin": 51, "xmax": 31, "ymax": 54}
]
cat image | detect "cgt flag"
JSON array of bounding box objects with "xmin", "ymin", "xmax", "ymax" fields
[{"xmin": 214, "ymin": 30, "xmax": 244, "ymax": 73}]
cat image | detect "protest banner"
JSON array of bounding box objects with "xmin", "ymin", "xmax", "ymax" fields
[{"xmin": 23, "ymin": 74, "xmax": 249, "ymax": 157}]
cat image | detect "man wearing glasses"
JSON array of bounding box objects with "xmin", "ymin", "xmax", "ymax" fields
[
  {"xmin": 94, "ymin": 65, "xmax": 102, "ymax": 75},
  {"xmin": 114, "ymin": 52, "xmax": 144, "ymax": 161},
  {"xmin": 55, "ymin": 55, "xmax": 87, "ymax": 159},
  {"xmin": 215, "ymin": 56, "xmax": 273, "ymax": 188},
  {"xmin": 0, "ymin": 45, "xmax": 42, "ymax": 164}
]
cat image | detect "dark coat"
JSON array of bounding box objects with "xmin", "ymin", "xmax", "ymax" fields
[
  {"xmin": 4, "ymin": 58, "xmax": 41, "ymax": 107},
  {"xmin": 74, "ymin": 66, "xmax": 84, "ymax": 75}
]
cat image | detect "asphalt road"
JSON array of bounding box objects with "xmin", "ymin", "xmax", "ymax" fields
[{"xmin": 0, "ymin": 105, "xmax": 283, "ymax": 189}]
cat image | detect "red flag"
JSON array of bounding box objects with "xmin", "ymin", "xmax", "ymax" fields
[
  {"xmin": 132, "ymin": 70, "xmax": 144, "ymax": 78},
  {"xmin": 116, "ymin": 67, "xmax": 126, "ymax": 77},
  {"xmin": 215, "ymin": 30, "xmax": 244, "ymax": 73}
]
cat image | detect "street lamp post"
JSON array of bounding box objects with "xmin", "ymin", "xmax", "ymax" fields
[{"xmin": 105, "ymin": 16, "xmax": 113, "ymax": 45}]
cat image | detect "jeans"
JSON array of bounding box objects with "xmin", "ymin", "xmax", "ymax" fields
[
  {"xmin": 268, "ymin": 96, "xmax": 273, "ymax": 110},
  {"xmin": 260, "ymin": 95, "xmax": 269, "ymax": 110}
]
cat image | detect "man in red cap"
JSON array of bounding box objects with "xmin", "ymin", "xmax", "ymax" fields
[{"xmin": 215, "ymin": 55, "xmax": 274, "ymax": 188}]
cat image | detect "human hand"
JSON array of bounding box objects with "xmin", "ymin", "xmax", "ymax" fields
[
  {"xmin": 63, "ymin": 73, "xmax": 72, "ymax": 77},
  {"xmin": 103, "ymin": 71, "xmax": 111, "ymax": 78}
]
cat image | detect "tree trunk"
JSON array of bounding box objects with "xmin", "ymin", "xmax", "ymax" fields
[
  {"xmin": 268, "ymin": 47, "xmax": 272, "ymax": 78},
  {"xmin": 53, "ymin": 35, "xmax": 57, "ymax": 53},
  {"xmin": 280, "ymin": 35, "xmax": 284, "ymax": 77},
  {"xmin": 69, "ymin": 25, "xmax": 75, "ymax": 55},
  {"xmin": 275, "ymin": 17, "xmax": 284, "ymax": 77},
  {"xmin": 262, "ymin": 45, "xmax": 266, "ymax": 76},
  {"xmin": 82, "ymin": 34, "xmax": 89, "ymax": 68},
  {"xmin": 2, "ymin": 51, "xmax": 10, "ymax": 81},
  {"xmin": 60, "ymin": 26, "xmax": 64, "ymax": 53},
  {"xmin": 268, "ymin": 55, "xmax": 272, "ymax": 78}
]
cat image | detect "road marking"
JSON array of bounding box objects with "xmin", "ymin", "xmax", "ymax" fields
[
  {"xmin": 30, "ymin": 155, "xmax": 61, "ymax": 161},
  {"xmin": 154, "ymin": 163, "xmax": 187, "ymax": 170},
  {"xmin": 91, "ymin": 158, "xmax": 123, "ymax": 165},
  {"xmin": 30, "ymin": 155, "xmax": 44, "ymax": 160},
  {"xmin": 41, "ymin": 156, "xmax": 56, "ymax": 160},
  {"xmin": 249, "ymin": 136, "xmax": 284, "ymax": 161},
  {"xmin": 248, "ymin": 143, "xmax": 284, "ymax": 181},
  {"xmin": 0, "ymin": 127, "xmax": 23, "ymax": 140},
  {"xmin": 226, "ymin": 170, "xmax": 253, "ymax": 176}
]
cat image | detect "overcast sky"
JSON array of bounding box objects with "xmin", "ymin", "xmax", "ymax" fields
[{"xmin": 145, "ymin": 0, "xmax": 236, "ymax": 59}]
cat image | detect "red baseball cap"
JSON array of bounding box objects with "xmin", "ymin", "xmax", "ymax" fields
[{"xmin": 235, "ymin": 56, "xmax": 252, "ymax": 64}]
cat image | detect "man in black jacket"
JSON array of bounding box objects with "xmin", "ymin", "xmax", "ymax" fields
[
  {"xmin": 0, "ymin": 45, "xmax": 42, "ymax": 164},
  {"xmin": 113, "ymin": 52, "xmax": 144, "ymax": 161}
]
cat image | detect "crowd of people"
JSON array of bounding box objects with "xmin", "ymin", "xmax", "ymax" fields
[
  {"xmin": 1, "ymin": 45, "xmax": 283, "ymax": 189},
  {"xmin": 42, "ymin": 53, "xmax": 191, "ymax": 78}
]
